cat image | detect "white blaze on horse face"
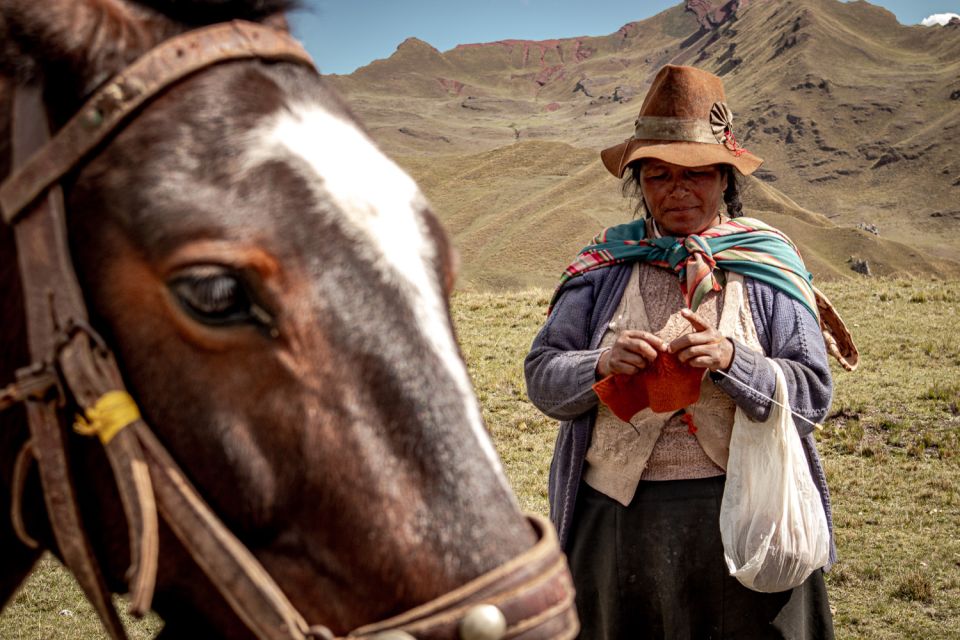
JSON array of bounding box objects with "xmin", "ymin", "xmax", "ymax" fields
[{"xmin": 249, "ymin": 104, "xmax": 512, "ymax": 495}]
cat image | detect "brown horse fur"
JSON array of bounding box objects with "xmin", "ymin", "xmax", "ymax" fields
[{"xmin": 0, "ymin": 1, "xmax": 536, "ymax": 636}]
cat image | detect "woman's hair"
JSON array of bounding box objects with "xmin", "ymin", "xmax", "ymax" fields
[{"xmin": 621, "ymin": 162, "xmax": 744, "ymax": 219}]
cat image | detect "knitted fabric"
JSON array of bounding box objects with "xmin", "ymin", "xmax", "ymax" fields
[
  {"xmin": 593, "ymin": 352, "xmax": 702, "ymax": 419},
  {"xmin": 583, "ymin": 263, "xmax": 763, "ymax": 503}
]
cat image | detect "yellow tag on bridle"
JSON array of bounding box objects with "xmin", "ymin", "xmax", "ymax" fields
[{"xmin": 74, "ymin": 390, "xmax": 140, "ymax": 445}]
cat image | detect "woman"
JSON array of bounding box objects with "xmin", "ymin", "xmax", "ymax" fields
[{"xmin": 525, "ymin": 65, "xmax": 839, "ymax": 639}]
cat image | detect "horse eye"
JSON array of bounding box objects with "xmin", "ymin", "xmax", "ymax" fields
[{"xmin": 169, "ymin": 268, "xmax": 269, "ymax": 328}]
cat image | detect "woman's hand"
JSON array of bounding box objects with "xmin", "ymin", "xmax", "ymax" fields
[
  {"xmin": 596, "ymin": 330, "xmax": 667, "ymax": 378},
  {"xmin": 668, "ymin": 308, "xmax": 734, "ymax": 371}
]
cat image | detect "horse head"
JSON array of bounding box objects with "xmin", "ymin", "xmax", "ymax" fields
[{"xmin": 0, "ymin": 2, "xmax": 572, "ymax": 637}]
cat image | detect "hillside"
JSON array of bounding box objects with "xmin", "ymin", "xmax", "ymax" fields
[{"xmin": 326, "ymin": 0, "xmax": 960, "ymax": 288}]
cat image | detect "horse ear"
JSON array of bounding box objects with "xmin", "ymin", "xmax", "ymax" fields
[
  {"xmin": 262, "ymin": 12, "xmax": 290, "ymax": 32},
  {"xmin": 1, "ymin": 0, "xmax": 176, "ymax": 95}
]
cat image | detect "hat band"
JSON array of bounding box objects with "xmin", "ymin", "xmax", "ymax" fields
[{"xmin": 633, "ymin": 116, "xmax": 718, "ymax": 144}]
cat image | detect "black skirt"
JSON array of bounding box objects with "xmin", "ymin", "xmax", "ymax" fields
[{"xmin": 567, "ymin": 477, "xmax": 835, "ymax": 640}]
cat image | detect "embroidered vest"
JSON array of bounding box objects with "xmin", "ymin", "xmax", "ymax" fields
[{"xmin": 583, "ymin": 262, "xmax": 763, "ymax": 506}]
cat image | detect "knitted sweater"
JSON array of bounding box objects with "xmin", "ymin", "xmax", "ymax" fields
[{"xmin": 524, "ymin": 263, "xmax": 837, "ymax": 568}]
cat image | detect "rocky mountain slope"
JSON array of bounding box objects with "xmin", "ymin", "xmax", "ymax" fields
[{"xmin": 326, "ymin": 0, "xmax": 960, "ymax": 289}]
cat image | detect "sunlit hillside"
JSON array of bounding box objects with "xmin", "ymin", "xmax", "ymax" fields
[{"xmin": 327, "ymin": 0, "xmax": 960, "ymax": 288}]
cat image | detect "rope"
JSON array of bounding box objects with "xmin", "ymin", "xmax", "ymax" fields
[{"xmin": 74, "ymin": 391, "xmax": 141, "ymax": 445}]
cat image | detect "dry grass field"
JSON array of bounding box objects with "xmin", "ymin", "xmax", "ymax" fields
[
  {"xmin": 2, "ymin": 277, "xmax": 958, "ymax": 639},
  {"xmin": 457, "ymin": 278, "xmax": 960, "ymax": 640}
]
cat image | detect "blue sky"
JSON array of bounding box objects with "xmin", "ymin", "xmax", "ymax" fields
[{"xmin": 289, "ymin": 1, "xmax": 960, "ymax": 75}]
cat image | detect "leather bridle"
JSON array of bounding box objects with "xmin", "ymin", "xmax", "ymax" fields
[{"xmin": 0, "ymin": 20, "xmax": 577, "ymax": 640}]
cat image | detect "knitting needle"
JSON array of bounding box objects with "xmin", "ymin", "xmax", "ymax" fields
[{"xmin": 711, "ymin": 368, "xmax": 824, "ymax": 432}]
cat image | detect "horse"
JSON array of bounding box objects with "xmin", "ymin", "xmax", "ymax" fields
[{"xmin": 0, "ymin": 1, "xmax": 575, "ymax": 638}]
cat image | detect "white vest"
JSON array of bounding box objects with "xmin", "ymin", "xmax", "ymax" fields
[{"xmin": 583, "ymin": 263, "xmax": 764, "ymax": 506}]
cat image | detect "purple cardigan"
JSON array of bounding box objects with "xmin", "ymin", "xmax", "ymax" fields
[{"xmin": 524, "ymin": 264, "xmax": 836, "ymax": 568}]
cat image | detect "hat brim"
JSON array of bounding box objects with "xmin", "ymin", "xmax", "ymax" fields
[{"xmin": 600, "ymin": 138, "xmax": 763, "ymax": 178}]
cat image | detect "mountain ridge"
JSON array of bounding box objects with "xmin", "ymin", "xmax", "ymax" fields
[{"xmin": 326, "ymin": 0, "xmax": 960, "ymax": 289}]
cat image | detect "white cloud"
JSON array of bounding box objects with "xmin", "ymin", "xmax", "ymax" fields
[{"xmin": 921, "ymin": 13, "xmax": 960, "ymax": 26}]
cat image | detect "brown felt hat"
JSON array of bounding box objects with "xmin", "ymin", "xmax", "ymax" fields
[{"xmin": 600, "ymin": 65, "xmax": 763, "ymax": 178}]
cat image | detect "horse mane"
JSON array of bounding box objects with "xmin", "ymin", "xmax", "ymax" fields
[{"xmin": 134, "ymin": 0, "xmax": 299, "ymax": 24}]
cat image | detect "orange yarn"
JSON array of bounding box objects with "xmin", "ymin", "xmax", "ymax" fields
[
  {"xmin": 680, "ymin": 412, "xmax": 698, "ymax": 435},
  {"xmin": 593, "ymin": 352, "xmax": 705, "ymax": 422}
]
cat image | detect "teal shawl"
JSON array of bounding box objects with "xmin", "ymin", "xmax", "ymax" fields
[{"xmin": 551, "ymin": 217, "xmax": 818, "ymax": 320}]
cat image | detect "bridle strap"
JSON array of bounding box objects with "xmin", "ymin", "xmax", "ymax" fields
[
  {"xmin": 345, "ymin": 514, "xmax": 577, "ymax": 640},
  {"xmin": 0, "ymin": 20, "xmax": 314, "ymax": 224},
  {"xmin": 133, "ymin": 422, "xmax": 319, "ymax": 639},
  {"xmin": 9, "ymin": 83, "xmax": 143, "ymax": 640}
]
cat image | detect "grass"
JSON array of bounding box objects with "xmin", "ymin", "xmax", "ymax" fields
[
  {"xmin": 2, "ymin": 277, "xmax": 959, "ymax": 639},
  {"xmin": 0, "ymin": 559, "xmax": 161, "ymax": 639},
  {"xmin": 456, "ymin": 276, "xmax": 960, "ymax": 640}
]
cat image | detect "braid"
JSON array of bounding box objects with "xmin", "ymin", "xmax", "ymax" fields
[
  {"xmin": 621, "ymin": 163, "xmax": 647, "ymax": 219},
  {"xmin": 723, "ymin": 166, "xmax": 744, "ymax": 218}
]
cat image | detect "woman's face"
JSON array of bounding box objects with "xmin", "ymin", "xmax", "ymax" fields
[{"xmin": 639, "ymin": 160, "xmax": 728, "ymax": 236}]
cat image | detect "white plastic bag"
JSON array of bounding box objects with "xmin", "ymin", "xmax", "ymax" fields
[{"xmin": 719, "ymin": 359, "xmax": 830, "ymax": 593}]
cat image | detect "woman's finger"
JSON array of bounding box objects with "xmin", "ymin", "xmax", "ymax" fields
[
  {"xmin": 669, "ymin": 330, "xmax": 721, "ymax": 353},
  {"xmin": 620, "ymin": 330, "xmax": 667, "ymax": 351},
  {"xmin": 686, "ymin": 355, "xmax": 714, "ymax": 369},
  {"xmin": 676, "ymin": 340, "xmax": 733, "ymax": 371},
  {"xmin": 680, "ymin": 308, "xmax": 712, "ymax": 332},
  {"xmin": 620, "ymin": 336, "xmax": 661, "ymax": 362},
  {"xmin": 675, "ymin": 343, "xmax": 715, "ymax": 363},
  {"xmin": 612, "ymin": 349, "xmax": 653, "ymax": 370},
  {"xmin": 609, "ymin": 359, "xmax": 642, "ymax": 375}
]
